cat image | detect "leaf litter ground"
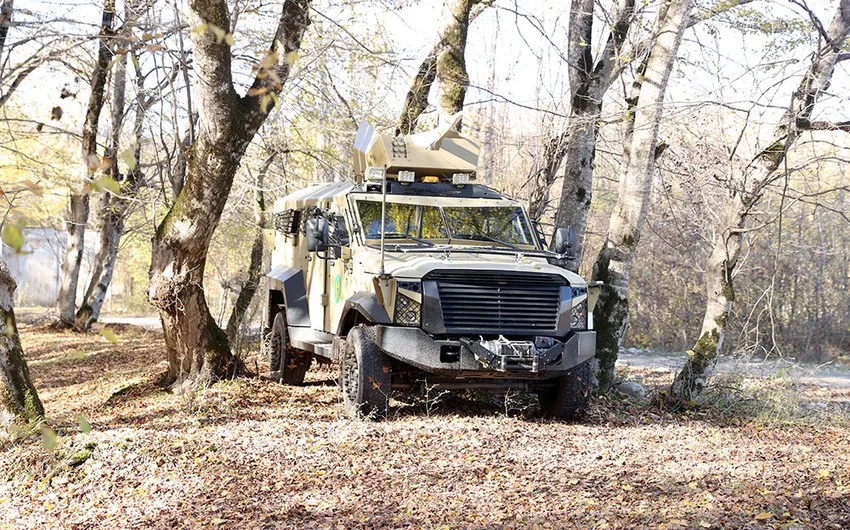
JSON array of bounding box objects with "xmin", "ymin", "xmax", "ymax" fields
[{"xmin": 1, "ymin": 318, "xmax": 849, "ymax": 529}]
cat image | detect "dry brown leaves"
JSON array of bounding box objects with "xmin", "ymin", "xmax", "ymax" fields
[{"xmin": 1, "ymin": 320, "xmax": 848, "ymax": 530}]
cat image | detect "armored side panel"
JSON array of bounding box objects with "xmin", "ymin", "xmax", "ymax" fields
[{"xmin": 266, "ymin": 265, "xmax": 310, "ymax": 328}]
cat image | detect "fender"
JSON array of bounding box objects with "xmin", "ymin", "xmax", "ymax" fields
[
  {"xmin": 266, "ymin": 265, "xmax": 310, "ymax": 328},
  {"xmin": 336, "ymin": 291, "xmax": 391, "ymax": 336}
]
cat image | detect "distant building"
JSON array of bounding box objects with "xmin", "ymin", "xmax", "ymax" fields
[{"xmin": 1, "ymin": 227, "xmax": 108, "ymax": 307}]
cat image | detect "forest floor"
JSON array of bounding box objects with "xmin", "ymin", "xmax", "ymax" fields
[{"xmin": 2, "ymin": 316, "xmax": 850, "ymax": 530}]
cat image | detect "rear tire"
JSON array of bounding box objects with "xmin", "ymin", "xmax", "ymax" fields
[
  {"xmin": 537, "ymin": 359, "xmax": 593, "ymax": 420},
  {"xmin": 267, "ymin": 312, "xmax": 312, "ymax": 385},
  {"xmin": 339, "ymin": 326, "xmax": 391, "ymax": 420}
]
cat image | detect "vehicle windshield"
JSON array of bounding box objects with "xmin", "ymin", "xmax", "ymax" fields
[{"xmin": 356, "ymin": 200, "xmax": 536, "ymax": 249}]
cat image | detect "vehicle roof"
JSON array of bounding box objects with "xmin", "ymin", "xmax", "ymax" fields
[{"xmin": 275, "ymin": 182, "xmax": 515, "ymax": 211}]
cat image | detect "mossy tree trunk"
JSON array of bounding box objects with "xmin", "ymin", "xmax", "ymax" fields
[
  {"xmin": 672, "ymin": 1, "xmax": 850, "ymax": 400},
  {"xmin": 55, "ymin": 0, "xmax": 115, "ymax": 328},
  {"xmin": 592, "ymin": 0, "xmax": 692, "ymax": 392},
  {"xmin": 397, "ymin": 1, "xmax": 490, "ymax": 134},
  {"xmin": 1, "ymin": 261, "xmax": 44, "ymax": 426},
  {"xmin": 148, "ymin": 0, "xmax": 310, "ymax": 387}
]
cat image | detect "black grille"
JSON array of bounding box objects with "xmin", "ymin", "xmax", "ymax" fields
[{"xmin": 426, "ymin": 270, "xmax": 564, "ymax": 333}]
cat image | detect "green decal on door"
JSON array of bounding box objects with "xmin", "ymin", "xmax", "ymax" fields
[{"xmin": 333, "ymin": 274, "xmax": 342, "ymax": 303}]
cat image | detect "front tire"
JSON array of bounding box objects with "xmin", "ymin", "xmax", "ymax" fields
[
  {"xmin": 339, "ymin": 326, "xmax": 392, "ymax": 420},
  {"xmin": 267, "ymin": 312, "xmax": 312, "ymax": 385},
  {"xmin": 537, "ymin": 359, "xmax": 593, "ymax": 420}
]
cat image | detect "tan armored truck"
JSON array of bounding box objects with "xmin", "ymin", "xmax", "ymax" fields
[{"xmin": 263, "ymin": 118, "xmax": 600, "ymax": 419}]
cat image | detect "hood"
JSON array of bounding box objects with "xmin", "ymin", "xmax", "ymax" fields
[{"xmin": 357, "ymin": 247, "xmax": 587, "ymax": 287}]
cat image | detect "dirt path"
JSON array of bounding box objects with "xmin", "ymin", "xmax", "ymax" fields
[{"xmin": 618, "ymin": 348, "xmax": 850, "ymax": 390}]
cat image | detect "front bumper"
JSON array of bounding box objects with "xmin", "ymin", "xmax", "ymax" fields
[{"xmin": 375, "ymin": 326, "xmax": 596, "ymax": 380}]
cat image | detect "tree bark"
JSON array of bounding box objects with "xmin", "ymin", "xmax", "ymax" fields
[
  {"xmin": 1, "ymin": 261, "xmax": 44, "ymax": 426},
  {"xmin": 0, "ymin": 0, "xmax": 12, "ymax": 57},
  {"xmin": 225, "ymin": 152, "xmax": 273, "ymax": 339},
  {"xmin": 55, "ymin": 0, "xmax": 115, "ymax": 327},
  {"xmin": 396, "ymin": 0, "xmax": 489, "ymax": 134},
  {"xmin": 85, "ymin": 65, "xmax": 147, "ymax": 330},
  {"xmin": 531, "ymin": 0, "xmax": 635, "ymax": 260},
  {"xmin": 77, "ymin": 42, "xmax": 128, "ymax": 326},
  {"xmin": 592, "ymin": 0, "xmax": 692, "ymax": 392},
  {"xmin": 148, "ymin": 0, "xmax": 310, "ymax": 386},
  {"xmin": 672, "ymin": 0, "xmax": 850, "ymax": 400},
  {"xmin": 535, "ymin": 0, "xmax": 754, "ymax": 262}
]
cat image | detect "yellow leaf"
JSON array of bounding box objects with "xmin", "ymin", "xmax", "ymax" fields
[
  {"xmin": 100, "ymin": 328, "xmax": 119, "ymax": 344},
  {"xmin": 284, "ymin": 51, "xmax": 300, "ymax": 66},
  {"xmin": 210, "ymin": 25, "xmax": 226, "ymax": 43},
  {"xmin": 1, "ymin": 223, "xmax": 24, "ymax": 253},
  {"xmin": 41, "ymin": 426, "xmax": 58, "ymax": 451},
  {"xmin": 818, "ymin": 469, "xmax": 831, "ymax": 478},
  {"xmin": 224, "ymin": 33, "xmax": 234, "ymax": 46},
  {"xmin": 95, "ymin": 176, "xmax": 121, "ymax": 195},
  {"xmin": 754, "ymin": 512, "xmax": 772, "ymax": 521},
  {"xmin": 118, "ymin": 146, "xmax": 137, "ymax": 170},
  {"xmin": 77, "ymin": 415, "xmax": 92, "ymax": 434},
  {"xmin": 22, "ymin": 179, "xmax": 42, "ymax": 197}
]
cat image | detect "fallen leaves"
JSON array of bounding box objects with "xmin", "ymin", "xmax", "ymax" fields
[{"xmin": 1, "ymin": 320, "xmax": 849, "ymax": 529}]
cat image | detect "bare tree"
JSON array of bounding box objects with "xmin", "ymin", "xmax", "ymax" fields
[
  {"xmin": 671, "ymin": 0, "xmax": 850, "ymax": 400},
  {"xmin": 55, "ymin": 0, "xmax": 116, "ymax": 328},
  {"xmin": 591, "ymin": 0, "xmax": 692, "ymax": 391},
  {"xmin": 148, "ymin": 0, "xmax": 311, "ymax": 386},
  {"xmin": 527, "ymin": 0, "xmax": 754, "ymax": 263}
]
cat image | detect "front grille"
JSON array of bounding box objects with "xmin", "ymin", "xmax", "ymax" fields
[{"xmin": 426, "ymin": 270, "xmax": 564, "ymax": 334}]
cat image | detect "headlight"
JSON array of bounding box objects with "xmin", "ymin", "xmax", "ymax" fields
[
  {"xmin": 394, "ymin": 281, "xmax": 422, "ymax": 326},
  {"xmin": 570, "ymin": 299, "xmax": 587, "ymax": 330}
]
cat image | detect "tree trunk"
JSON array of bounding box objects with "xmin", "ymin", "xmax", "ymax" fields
[
  {"xmin": 591, "ymin": 0, "xmax": 693, "ymax": 392},
  {"xmin": 78, "ymin": 42, "xmax": 128, "ymax": 326},
  {"xmin": 148, "ymin": 0, "xmax": 310, "ymax": 386},
  {"xmin": 0, "ymin": 0, "xmax": 13, "ymax": 56},
  {"xmin": 1, "ymin": 261, "xmax": 44, "ymax": 426},
  {"xmin": 532, "ymin": 0, "xmax": 635, "ymax": 262},
  {"xmin": 55, "ymin": 0, "xmax": 115, "ymax": 327},
  {"xmin": 225, "ymin": 153, "xmax": 273, "ymax": 339},
  {"xmin": 550, "ymin": 108, "xmax": 600, "ymax": 261},
  {"xmin": 396, "ymin": 0, "xmax": 488, "ymax": 135},
  {"xmin": 671, "ymin": 0, "xmax": 850, "ymax": 400},
  {"xmin": 434, "ymin": 0, "xmax": 474, "ymax": 126}
]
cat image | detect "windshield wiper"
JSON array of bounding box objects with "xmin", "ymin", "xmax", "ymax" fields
[
  {"xmin": 452, "ymin": 233, "xmax": 521, "ymax": 251},
  {"xmin": 382, "ymin": 232, "xmax": 435, "ymax": 247}
]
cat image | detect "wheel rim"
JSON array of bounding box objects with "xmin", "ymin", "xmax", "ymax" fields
[{"xmin": 341, "ymin": 340, "xmax": 359, "ymax": 409}]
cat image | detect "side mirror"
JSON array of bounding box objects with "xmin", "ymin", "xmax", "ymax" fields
[
  {"xmin": 551, "ymin": 227, "xmax": 575, "ymax": 254},
  {"xmin": 305, "ymin": 217, "xmax": 329, "ymax": 252}
]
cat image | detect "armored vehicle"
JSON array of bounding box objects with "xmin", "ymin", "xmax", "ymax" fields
[{"xmin": 263, "ymin": 117, "xmax": 600, "ymax": 419}]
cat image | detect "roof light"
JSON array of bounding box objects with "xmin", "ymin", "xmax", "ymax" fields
[
  {"xmin": 397, "ymin": 170, "xmax": 415, "ymax": 183},
  {"xmin": 422, "ymin": 176, "xmax": 440, "ymax": 183},
  {"xmin": 366, "ymin": 167, "xmax": 386, "ymax": 182},
  {"xmin": 452, "ymin": 173, "xmax": 470, "ymax": 185}
]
